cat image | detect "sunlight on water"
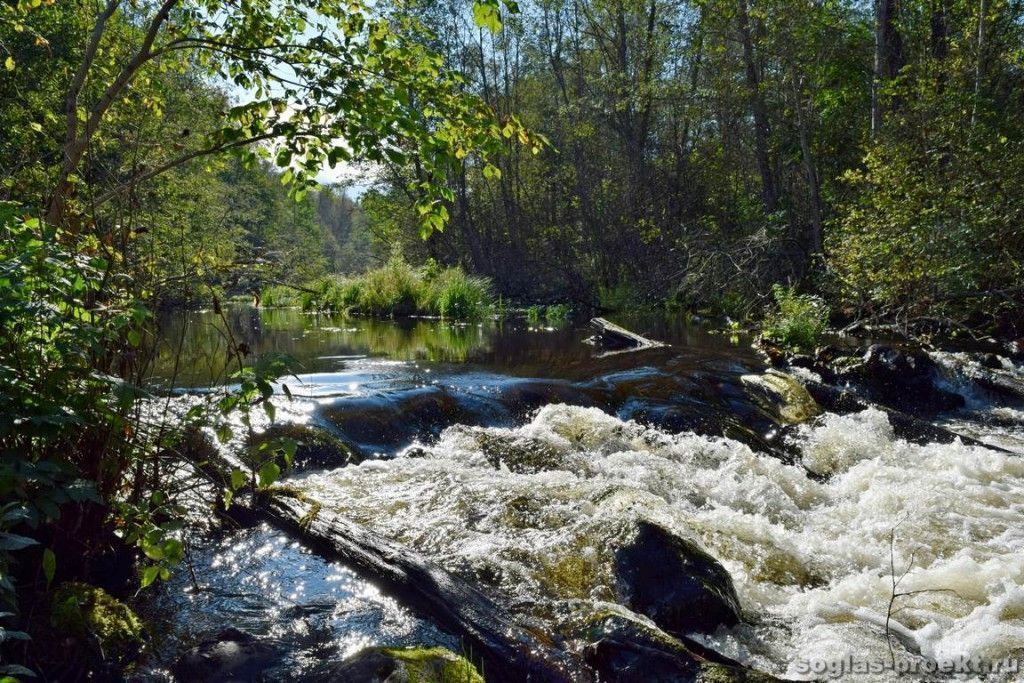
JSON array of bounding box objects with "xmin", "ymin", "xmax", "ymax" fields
[
  {"xmin": 294, "ymin": 404, "xmax": 1024, "ymax": 681},
  {"xmin": 136, "ymin": 524, "xmax": 456, "ymax": 678}
]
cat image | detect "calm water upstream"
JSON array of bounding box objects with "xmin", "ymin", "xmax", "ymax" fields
[{"xmin": 136, "ymin": 306, "xmax": 1024, "ymax": 681}]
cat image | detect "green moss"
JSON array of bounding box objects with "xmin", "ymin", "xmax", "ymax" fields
[
  {"xmin": 741, "ymin": 370, "xmax": 822, "ymax": 424},
  {"xmin": 247, "ymin": 423, "xmax": 359, "ymax": 471},
  {"xmin": 380, "ymin": 646, "xmax": 484, "ymax": 683},
  {"xmin": 268, "ymin": 484, "xmax": 323, "ymax": 528},
  {"xmin": 50, "ymin": 582, "xmax": 144, "ymax": 662},
  {"xmin": 697, "ymin": 662, "xmax": 781, "ymax": 682}
]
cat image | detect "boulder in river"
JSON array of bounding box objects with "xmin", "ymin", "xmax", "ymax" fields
[
  {"xmin": 836, "ymin": 344, "xmax": 964, "ymax": 413},
  {"xmin": 614, "ymin": 521, "xmax": 742, "ymax": 637},
  {"xmin": 576, "ymin": 610, "xmax": 776, "ymax": 683},
  {"xmin": 318, "ymin": 645, "xmax": 484, "ymax": 683},
  {"xmin": 247, "ymin": 422, "xmax": 362, "ymax": 472},
  {"xmin": 741, "ymin": 370, "xmax": 822, "ymax": 425},
  {"xmin": 171, "ymin": 627, "xmax": 280, "ymax": 682}
]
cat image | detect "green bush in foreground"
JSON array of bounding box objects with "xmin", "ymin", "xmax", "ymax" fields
[{"xmin": 762, "ymin": 284, "xmax": 830, "ymax": 351}]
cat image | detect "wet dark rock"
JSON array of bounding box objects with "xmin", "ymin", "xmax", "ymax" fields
[
  {"xmin": 614, "ymin": 521, "xmax": 742, "ymax": 637},
  {"xmin": 801, "ymin": 379, "xmax": 1011, "ymax": 453},
  {"xmin": 493, "ymin": 379, "xmax": 599, "ymax": 416},
  {"xmin": 840, "ymin": 345, "xmax": 964, "ymax": 413},
  {"xmin": 576, "ymin": 612, "xmax": 776, "ymax": 683},
  {"xmin": 318, "ymin": 387, "xmax": 506, "ymax": 455},
  {"xmin": 171, "ymin": 628, "xmax": 280, "ymax": 682},
  {"xmin": 584, "ymin": 636, "xmax": 702, "ymax": 682},
  {"xmin": 470, "ymin": 430, "xmax": 564, "ymax": 474},
  {"xmin": 981, "ymin": 353, "xmax": 1005, "ymax": 370},
  {"xmin": 248, "ymin": 423, "xmax": 362, "ymax": 472},
  {"xmin": 312, "ymin": 646, "xmax": 483, "ymax": 682},
  {"xmin": 967, "ymin": 363, "xmax": 1024, "ymax": 401}
]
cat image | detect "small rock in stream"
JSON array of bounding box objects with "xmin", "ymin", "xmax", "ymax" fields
[{"xmin": 171, "ymin": 628, "xmax": 280, "ymax": 682}]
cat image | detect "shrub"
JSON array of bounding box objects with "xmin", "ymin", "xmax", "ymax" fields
[
  {"xmin": 260, "ymin": 285, "xmax": 299, "ymax": 308},
  {"xmin": 274, "ymin": 257, "xmax": 494, "ymax": 320},
  {"xmin": 421, "ymin": 267, "xmax": 491, "ymax": 320},
  {"xmin": 544, "ymin": 303, "xmax": 571, "ymax": 325},
  {"xmin": 762, "ymin": 284, "xmax": 829, "ymax": 351},
  {"xmin": 357, "ymin": 256, "xmax": 420, "ymax": 316}
]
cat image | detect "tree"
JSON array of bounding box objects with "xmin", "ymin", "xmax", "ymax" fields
[{"xmin": 3, "ymin": 0, "xmax": 533, "ymax": 234}]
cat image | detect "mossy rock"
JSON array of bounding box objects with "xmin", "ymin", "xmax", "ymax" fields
[
  {"xmin": 697, "ymin": 662, "xmax": 782, "ymax": 682},
  {"xmin": 741, "ymin": 370, "xmax": 822, "ymax": 425},
  {"xmin": 247, "ymin": 422, "xmax": 361, "ymax": 472},
  {"xmin": 50, "ymin": 582, "xmax": 144, "ymax": 663},
  {"xmin": 573, "ymin": 610, "xmax": 781, "ymax": 683},
  {"xmin": 326, "ymin": 645, "xmax": 484, "ymax": 682},
  {"xmin": 472, "ymin": 430, "xmax": 563, "ymax": 474}
]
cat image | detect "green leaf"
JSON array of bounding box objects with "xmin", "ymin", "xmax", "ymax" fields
[
  {"xmin": 230, "ymin": 468, "xmax": 247, "ymax": 490},
  {"xmin": 216, "ymin": 424, "xmax": 233, "ymax": 443},
  {"xmin": 257, "ymin": 462, "xmax": 280, "ymax": 489},
  {"xmin": 141, "ymin": 565, "xmax": 160, "ymax": 588},
  {"xmin": 42, "ymin": 548, "xmax": 55, "ymax": 589},
  {"xmin": 472, "ymin": 2, "xmax": 502, "ymax": 32},
  {"xmin": 4, "ymin": 57, "xmax": 14, "ymax": 71}
]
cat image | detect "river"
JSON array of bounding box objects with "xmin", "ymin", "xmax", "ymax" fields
[{"xmin": 134, "ymin": 307, "xmax": 1024, "ymax": 681}]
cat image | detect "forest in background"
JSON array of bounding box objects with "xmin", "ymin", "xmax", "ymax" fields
[
  {"xmin": 361, "ymin": 0, "xmax": 1024, "ymax": 336},
  {"xmin": 6, "ymin": 0, "xmax": 1024, "ymax": 334}
]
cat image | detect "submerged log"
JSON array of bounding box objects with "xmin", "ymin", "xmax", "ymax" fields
[
  {"xmin": 265, "ymin": 494, "xmax": 588, "ymax": 683},
  {"xmin": 586, "ymin": 318, "xmax": 666, "ymax": 356}
]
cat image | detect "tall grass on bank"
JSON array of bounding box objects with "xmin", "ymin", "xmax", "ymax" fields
[{"xmin": 262, "ymin": 257, "xmax": 493, "ymax": 320}]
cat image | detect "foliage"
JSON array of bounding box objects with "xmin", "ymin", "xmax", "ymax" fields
[
  {"xmin": 50, "ymin": 582, "xmax": 145, "ymax": 663},
  {"xmin": 264, "ymin": 257, "xmax": 494, "ymax": 320},
  {"xmin": 761, "ymin": 285, "xmax": 830, "ymax": 351},
  {"xmin": 420, "ymin": 267, "xmax": 492, "ymax": 319},
  {"xmin": 360, "ymin": 0, "xmax": 1024, "ymax": 334}
]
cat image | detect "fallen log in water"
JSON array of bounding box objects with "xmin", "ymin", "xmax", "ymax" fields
[
  {"xmin": 585, "ymin": 317, "xmax": 666, "ymax": 356},
  {"xmin": 264, "ymin": 493, "xmax": 588, "ymax": 683}
]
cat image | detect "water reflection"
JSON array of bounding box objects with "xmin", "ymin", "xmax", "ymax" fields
[
  {"xmin": 150, "ymin": 306, "xmax": 758, "ymax": 390},
  {"xmin": 150, "ymin": 308, "xmax": 496, "ymax": 388}
]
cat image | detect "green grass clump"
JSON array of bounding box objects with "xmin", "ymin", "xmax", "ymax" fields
[
  {"xmin": 421, "ymin": 267, "xmax": 492, "ymax": 319},
  {"xmin": 357, "ymin": 256, "xmax": 420, "ymax": 316},
  {"xmin": 526, "ymin": 303, "xmax": 571, "ymax": 327},
  {"xmin": 761, "ymin": 284, "xmax": 829, "ymax": 351},
  {"xmin": 263, "ymin": 257, "xmax": 493, "ymax": 320},
  {"xmin": 544, "ymin": 303, "xmax": 571, "ymax": 325},
  {"xmin": 260, "ymin": 284, "xmax": 299, "ymax": 307}
]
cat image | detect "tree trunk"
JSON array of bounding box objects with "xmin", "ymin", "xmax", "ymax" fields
[
  {"xmin": 737, "ymin": 0, "xmax": 777, "ymax": 214},
  {"xmin": 972, "ymin": 0, "xmax": 987, "ymax": 126},
  {"xmin": 872, "ymin": 0, "xmax": 903, "ymax": 136},
  {"xmin": 790, "ymin": 72, "xmax": 824, "ymax": 255}
]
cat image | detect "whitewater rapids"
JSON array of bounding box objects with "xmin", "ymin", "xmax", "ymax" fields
[{"xmin": 290, "ymin": 403, "xmax": 1024, "ymax": 681}]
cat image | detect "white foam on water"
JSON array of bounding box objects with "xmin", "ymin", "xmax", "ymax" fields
[{"xmin": 296, "ymin": 404, "xmax": 1024, "ymax": 681}]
